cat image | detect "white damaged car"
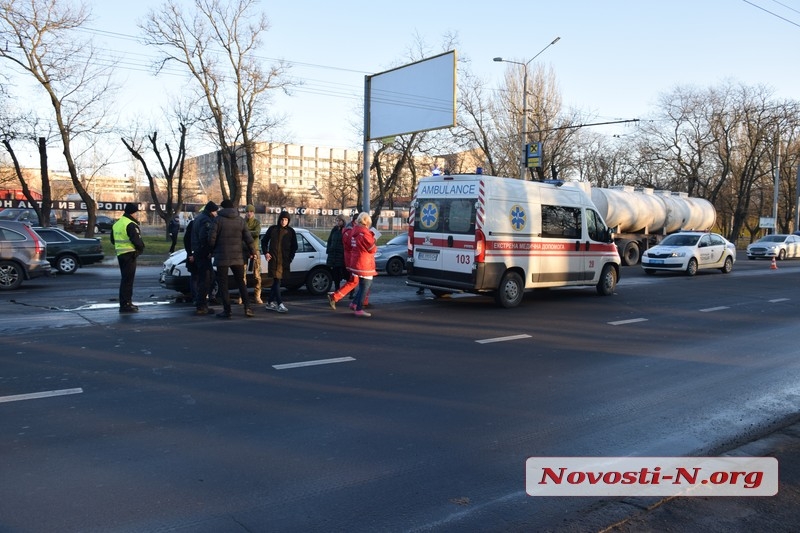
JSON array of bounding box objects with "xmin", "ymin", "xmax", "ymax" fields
[{"xmin": 159, "ymin": 227, "xmax": 333, "ymax": 297}]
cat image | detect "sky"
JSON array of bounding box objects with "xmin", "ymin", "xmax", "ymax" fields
[{"xmin": 9, "ymin": 0, "xmax": 800, "ymax": 169}]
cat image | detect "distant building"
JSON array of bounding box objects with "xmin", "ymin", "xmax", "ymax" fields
[{"xmin": 184, "ymin": 142, "xmax": 362, "ymax": 205}]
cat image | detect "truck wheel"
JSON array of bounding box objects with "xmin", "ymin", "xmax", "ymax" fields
[
  {"xmin": 621, "ymin": 240, "xmax": 640, "ymax": 266},
  {"xmin": 686, "ymin": 258, "xmax": 698, "ymax": 276},
  {"xmin": 495, "ymin": 271, "xmax": 524, "ymax": 308},
  {"xmin": 596, "ymin": 264, "xmax": 617, "ymax": 296},
  {"xmin": 720, "ymin": 256, "xmax": 733, "ymax": 274}
]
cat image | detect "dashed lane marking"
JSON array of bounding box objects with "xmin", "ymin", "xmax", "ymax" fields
[
  {"xmin": 0, "ymin": 387, "xmax": 83, "ymax": 404},
  {"xmin": 608, "ymin": 318, "xmax": 648, "ymax": 326},
  {"xmin": 273, "ymin": 357, "xmax": 356, "ymax": 370},
  {"xmin": 699, "ymin": 306, "xmax": 730, "ymax": 312},
  {"xmin": 476, "ymin": 334, "xmax": 532, "ymax": 344}
]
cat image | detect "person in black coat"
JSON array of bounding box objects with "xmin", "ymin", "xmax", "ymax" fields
[
  {"xmin": 209, "ymin": 200, "xmax": 256, "ymax": 318},
  {"xmin": 168, "ymin": 216, "xmax": 180, "ymax": 253},
  {"xmin": 191, "ymin": 201, "xmax": 219, "ymax": 315},
  {"xmin": 260, "ymin": 211, "xmax": 297, "ymax": 313},
  {"xmin": 326, "ymin": 214, "xmax": 346, "ymax": 291}
]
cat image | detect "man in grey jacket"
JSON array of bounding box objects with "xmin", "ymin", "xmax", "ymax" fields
[{"xmin": 209, "ymin": 199, "xmax": 257, "ymax": 318}]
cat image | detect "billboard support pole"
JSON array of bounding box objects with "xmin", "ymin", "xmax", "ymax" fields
[{"xmin": 363, "ymin": 74, "xmax": 371, "ymax": 213}]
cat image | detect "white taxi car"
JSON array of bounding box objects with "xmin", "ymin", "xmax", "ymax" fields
[{"xmin": 641, "ymin": 231, "xmax": 736, "ymax": 276}]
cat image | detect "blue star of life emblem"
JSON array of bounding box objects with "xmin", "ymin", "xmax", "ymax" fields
[
  {"xmin": 510, "ymin": 205, "xmax": 526, "ymax": 231},
  {"xmin": 420, "ymin": 202, "xmax": 438, "ymax": 230}
]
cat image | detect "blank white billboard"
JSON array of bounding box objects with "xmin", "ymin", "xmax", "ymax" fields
[{"xmin": 366, "ymin": 50, "xmax": 457, "ymax": 140}]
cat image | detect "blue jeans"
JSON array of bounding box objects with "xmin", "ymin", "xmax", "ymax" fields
[{"xmin": 353, "ymin": 277, "xmax": 372, "ymax": 311}]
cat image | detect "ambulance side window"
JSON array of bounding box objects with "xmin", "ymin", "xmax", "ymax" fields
[
  {"xmin": 586, "ymin": 209, "xmax": 607, "ymax": 242},
  {"xmin": 542, "ymin": 205, "xmax": 581, "ymax": 239}
]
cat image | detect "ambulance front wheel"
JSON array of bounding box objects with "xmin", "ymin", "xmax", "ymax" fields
[
  {"xmin": 596, "ymin": 264, "xmax": 617, "ymax": 296},
  {"xmin": 495, "ymin": 271, "xmax": 524, "ymax": 308}
]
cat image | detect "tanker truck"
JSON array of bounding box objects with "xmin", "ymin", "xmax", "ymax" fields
[{"xmin": 572, "ymin": 183, "xmax": 717, "ymax": 266}]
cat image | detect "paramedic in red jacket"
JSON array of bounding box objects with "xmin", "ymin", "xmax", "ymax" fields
[
  {"xmin": 327, "ymin": 213, "xmax": 368, "ymax": 309},
  {"xmin": 348, "ymin": 212, "xmax": 378, "ymax": 317}
]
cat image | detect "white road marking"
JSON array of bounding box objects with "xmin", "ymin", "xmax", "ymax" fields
[
  {"xmin": 0, "ymin": 387, "xmax": 83, "ymax": 404},
  {"xmin": 273, "ymin": 357, "xmax": 355, "ymax": 370},
  {"xmin": 769, "ymin": 298, "xmax": 790, "ymax": 303},
  {"xmin": 476, "ymin": 334, "xmax": 532, "ymax": 344},
  {"xmin": 608, "ymin": 318, "xmax": 648, "ymax": 326},
  {"xmin": 700, "ymin": 306, "xmax": 729, "ymax": 312}
]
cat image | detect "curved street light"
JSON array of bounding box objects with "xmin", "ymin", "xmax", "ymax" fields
[{"xmin": 494, "ymin": 36, "xmax": 561, "ymax": 179}]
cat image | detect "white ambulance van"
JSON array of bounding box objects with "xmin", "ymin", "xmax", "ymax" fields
[{"xmin": 406, "ymin": 173, "xmax": 621, "ymax": 308}]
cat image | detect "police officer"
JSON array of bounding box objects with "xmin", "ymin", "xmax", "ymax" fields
[{"xmin": 110, "ymin": 203, "xmax": 145, "ymax": 313}]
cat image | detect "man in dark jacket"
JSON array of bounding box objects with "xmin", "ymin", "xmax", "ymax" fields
[
  {"xmin": 110, "ymin": 202, "xmax": 145, "ymax": 313},
  {"xmin": 168, "ymin": 215, "xmax": 180, "ymax": 253},
  {"xmin": 191, "ymin": 201, "xmax": 218, "ymax": 315},
  {"xmin": 209, "ymin": 200, "xmax": 256, "ymax": 318},
  {"xmin": 183, "ymin": 217, "xmax": 198, "ymax": 304},
  {"xmin": 261, "ymin": 210, "xmax": 297, "ymax": 313}
]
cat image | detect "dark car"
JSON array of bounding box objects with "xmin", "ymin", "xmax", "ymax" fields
[
  {"xmin": 32, "ymin": 226, "xmax": 104, "ymax": 274},
  {"xmin": 0, "ymin": 207, "xmax": 57, "ymax": 227},
  {"xmin": 65, "ymin": 214, "xmax": 115, "ymax": 234},
  {"xmin": 0, "ymin": 220, "xmax": 51, "ymax": 290}
]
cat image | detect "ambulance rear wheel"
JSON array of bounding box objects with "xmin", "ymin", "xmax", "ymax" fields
[
  {"xmin": 596, "ymin": 264, "xmax": 617, "ymax": 296},
  {"xmin": 495, "ymin": 271, "xmax": 524, "ymax": 308}
]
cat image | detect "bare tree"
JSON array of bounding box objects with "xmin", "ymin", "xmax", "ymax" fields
[
  {"xmin": 140, "ymin": 0, "xmax": 290, "ymax": 207},
  {"xmin": 121, "ymin": 122, "xmax": 189, "ymax": 236},
  {"xmin": 0, "ymin": 0, "xmax": 115, "ymax": 236}
]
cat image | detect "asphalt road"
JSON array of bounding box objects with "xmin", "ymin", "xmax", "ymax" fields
[{"xmin": 1, "ymin": 255, "xmax": 799, "ymax": 531}]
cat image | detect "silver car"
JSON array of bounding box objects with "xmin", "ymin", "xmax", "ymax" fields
[
  {"xmin": 746, "ymin": 234, "xmax": 800, "ymax": 260},
  {"xmin": 374, "ymin": 232, "xmax": 408, "ymax": 276},
  {"xmin": 0, "ymin": 220, "xmax": 52, "ymax": 290}
]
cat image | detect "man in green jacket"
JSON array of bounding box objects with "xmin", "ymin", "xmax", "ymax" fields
[
  {"xmin": 110, "ymin": 203, "xmax": 145, "ymax": 313},
  {"xmin": 244, "ymin": 204, "xmax": 263, "ymax": 304}
]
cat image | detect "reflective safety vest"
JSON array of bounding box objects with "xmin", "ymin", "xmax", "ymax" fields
[{"xmin": 112, "ymin": 218, "xmax": 136, "ymax": 256}]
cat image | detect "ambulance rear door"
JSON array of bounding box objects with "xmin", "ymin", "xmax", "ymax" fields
[{"xmin": 411, "ymin": 178, "xmax": 479, "ymax": 289}]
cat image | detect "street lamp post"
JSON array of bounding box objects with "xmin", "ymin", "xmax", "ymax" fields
[{"xmin": 494, "ymin": 36, "xmax": 560, "ymax": 179}]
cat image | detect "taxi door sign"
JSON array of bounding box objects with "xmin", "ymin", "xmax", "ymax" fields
[{"xmin": 526, "ymin": 142, "xmax": 542, "ymax": 169}]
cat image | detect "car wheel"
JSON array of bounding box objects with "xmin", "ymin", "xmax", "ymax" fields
[
  {"xmin": 94, "ymin": 225, "xmax": 100, "ymax": 234},
  {"xmin": 305, "ymin": 267, "xmax": 333, "ymax": 295},
  {"xmin": 385, "ymin": 257, "xmax": 405, "ymax": 276},
  {"xmin": 686, "ymin": 258, "xmax": 698, "ymax": 276},
  {"xmin": 0, "ymin": 261, "xmax": 24, "ymax": 290},
  {"xmin": 56, "ymin": 254, "xmax": 79, "ymax": 275},
  {"xmin": 778, "ymin": 249, "xmax": 786, "ymax": 261},
  {"xmin": 596, "ymin": 264, "xmax": 617, "ymax": 296},
  {"xmin": 720, "ymin": 256, "xmax": 734, "ymax": 274},
  {"xmin": 495, "ymin": 271, "xmax": 524, "ymax": 308}
]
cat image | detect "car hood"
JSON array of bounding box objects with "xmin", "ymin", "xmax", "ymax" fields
[
  {"xmin": 646, "ymin": 245, "xmax": 689, "ymax": 254},
  {"xmin": 163, "ymin": 249, "xmax": 188, "ymax": 267}
]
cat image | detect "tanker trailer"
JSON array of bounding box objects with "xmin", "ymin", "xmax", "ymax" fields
[{"xmin": 588, "ymin": 186, "xmax": 716, "ymax": 266}]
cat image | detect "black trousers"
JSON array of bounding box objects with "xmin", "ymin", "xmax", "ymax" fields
[
  {"xmin": 216, "ymin": 264, "xmax": 248, "ymax": 313},
  {"xmin": 195, "ymin": 256, "xmax": 215, "ymax": 309},
  {"xmin": 117, "ymin": 252, "xmax": 137, "ymax": 308}
]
